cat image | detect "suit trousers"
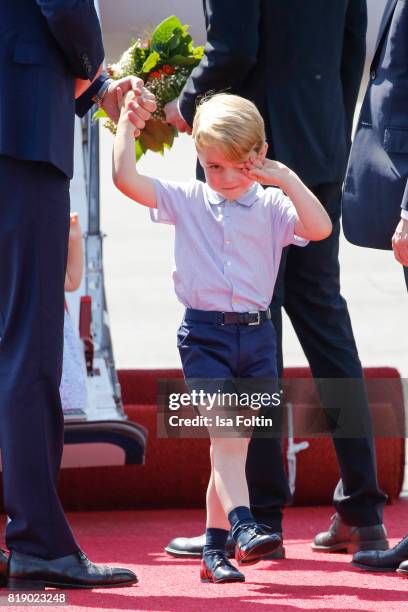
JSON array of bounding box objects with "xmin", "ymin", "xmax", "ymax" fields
[
  {"xmin": 0, "ymin": 155, "xmax": 79, "ymax": 559},
  {"xmin": 246, "ymin": 182, "xmax": 387, "ymax": 530}
]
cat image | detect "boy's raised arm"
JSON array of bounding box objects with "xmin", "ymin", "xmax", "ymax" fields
[{"xmin": 113, "ymin": 90, "xmax": 157, "ymax": 208}]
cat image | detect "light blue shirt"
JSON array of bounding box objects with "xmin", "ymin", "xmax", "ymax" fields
[{"xmin": 151, "ymin": 180, "xmax": 307, "ymax": 312}]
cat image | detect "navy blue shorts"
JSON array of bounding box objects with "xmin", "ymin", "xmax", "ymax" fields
[{"xmin": 177, "ymin": 312, "xmax": 279, "ymax": 435}]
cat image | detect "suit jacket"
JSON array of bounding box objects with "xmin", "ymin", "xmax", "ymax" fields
[
  {"xmin": 179, "ymin": 0, "xmax": 367, "ymax": 187},
  {"xmin": 0, "ymin": 0, "xmax": 104, "ymax": 178},
  {"xmin": 342, "ymin": 0, "xmax": 407, "ymax": 250}
]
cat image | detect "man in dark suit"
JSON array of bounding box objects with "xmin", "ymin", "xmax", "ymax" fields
[
  {"xmin": 342, "ymin": 0, "xmax": 408, "ymax": 279},
  {"xmin": 342, "ymin": 0, "xmax": 408, "ymax": 574},
  {"xmin": 162, "ymin": 0, "xmax": 388, "ymax": 558},
  {"xmin": 0, "ymin": 0, "xmax": 153, "ymax": 590}
]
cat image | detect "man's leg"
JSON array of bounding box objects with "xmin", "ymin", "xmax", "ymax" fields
[
  {"xmin": 246, "ymin": 250, "xmax": 291, "ymax": 532},
  {"xmin": 283, "ymin": 182, "xmax": 387, "ymax": 527},
  {"xmin": 0, "ymin": 156, "xmax": 79, "ymax": 559}
]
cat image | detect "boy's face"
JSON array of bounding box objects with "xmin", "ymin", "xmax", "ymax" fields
[{"xmin": 197, "ymin": 144, "xmax": 265, "ymax": 201}]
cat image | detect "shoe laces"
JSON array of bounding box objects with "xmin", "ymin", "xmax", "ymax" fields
[
  {"xmin": 205, "ymin": 550, "xmax": 229, "ymax": 569},
  {"xmin": 242, "ymin": 525, "xmax": 261, "ymax": 539}
]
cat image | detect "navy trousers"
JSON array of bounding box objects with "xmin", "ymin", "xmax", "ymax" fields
[
  {"xmin": 247, "ymin": 182, "xmax": 387, "ymax": 530},
  {"xmin": 0, "ymin": 156, "xmax": 79, "ymax": 559}
]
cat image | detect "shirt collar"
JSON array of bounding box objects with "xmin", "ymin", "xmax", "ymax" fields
[{"xmin": 205, "ymin": 182, "xmax": 263, "ymax": 207}]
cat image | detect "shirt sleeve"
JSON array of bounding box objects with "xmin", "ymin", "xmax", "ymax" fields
[
  {"xmin": 269, "ymin": 189, "xmax": 309, "ymax": 248},
  {"xmin": 150, "ymin": 179, "xmax": 196, "ymax": 226}
]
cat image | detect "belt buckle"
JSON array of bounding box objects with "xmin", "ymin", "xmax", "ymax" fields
[{"xmin": 248, "ymin": 311, "xmax": 261, "ymax": 326}]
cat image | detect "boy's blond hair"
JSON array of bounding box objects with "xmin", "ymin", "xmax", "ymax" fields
[{"xmin": 192, "ymin": 93, "xmax": 266, "ymax": 161}]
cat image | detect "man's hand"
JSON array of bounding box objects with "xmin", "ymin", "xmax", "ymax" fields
[
  {"xmin": 116, "ymin": 87, "xmax": 157, "ymax": 138},
  {"xmin": 392, "ymin": 218, "xmax": 408, "ymax": 265},
  {"xmin": 164, "ymin": 98, "xmax": 191, "ymax": 134},
  {"xmin": 102, "ymin": 76, "xmax": 147, "ymax": 124}
]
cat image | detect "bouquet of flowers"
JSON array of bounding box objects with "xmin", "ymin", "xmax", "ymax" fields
[{"xmin": 95, "ymin": 15, "xmax": 204, "ymax": 159}]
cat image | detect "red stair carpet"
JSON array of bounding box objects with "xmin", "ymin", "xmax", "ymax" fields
[
  {"xmin": 55, "ymin": 367, "xmax": 404, "ymax": 510},
  {"xmin": 0, "ymin": 367, "xmax": 403, "ymax": 512},
  {"xmin": 1, "ymin": 503, "xmax": 408, "ymax": 611},
  {"xmin": 0, "ymin": 367, "xmax": 406, "ymax": 609}
]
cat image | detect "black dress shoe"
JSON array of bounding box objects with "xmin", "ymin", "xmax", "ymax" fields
[
  {"xmin": 0, "ymin": 549, "xmax": 8, "ymax": 587},
  {"xmin": 312, "ymin": 514, "xmax": 388, "ymax": 554},
  {"xmin": 258, "ymin": 525, "xmax": 286, "ymax": 560},
  {"xmin": 7, "ymin": 550, "xmax": 137, "ymax": 590},
  {"xmin": 235, "ymin": 525, "xmax": 282, "ymax": 566},
  {"xmin": 352, "ymin": 535, "xmax": 408, "ymax": 572},
  {"xmin": 165, "ymin": 531, "xmax": 286, "ymax": 560},
  {"xmin": 200, "ymin": 551, "xmax": 245, "ymax": 583},
  {"xmin": 397, "ymin": 559, "xmax": 408, "ymax": 575},
  {"xmin": 165, "ymin": 534, "xmax": 207, "ymax": 558}
]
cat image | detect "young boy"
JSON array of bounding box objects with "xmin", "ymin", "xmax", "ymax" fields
[{"xmin": 113, "ymin": 91, "xmax": 332, "ymax": 583}]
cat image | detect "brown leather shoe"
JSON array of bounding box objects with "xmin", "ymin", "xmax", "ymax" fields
[
  {"xmin": 0, "ymin": 549, "xmax": 8, "ymax": 587},
  {"xmin": 312, "ymin": 514, "xmax": 388, "ymax": 554}
]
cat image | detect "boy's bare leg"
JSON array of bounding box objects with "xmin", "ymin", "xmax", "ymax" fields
[
  {"xmin": 210, "ymin": 437, "xmax": 251, "ymax": 515},
  {"xmin": 206, "ymin": 445, "xmax": 230, "ymax": 530}
]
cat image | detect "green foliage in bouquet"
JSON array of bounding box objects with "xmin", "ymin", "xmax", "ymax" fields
[{"xmin": 94, "ymin": 15, "xmax": 204, "ymax": 159}]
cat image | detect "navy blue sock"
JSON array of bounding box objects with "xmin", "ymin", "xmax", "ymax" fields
[
  {"xmin": 203, "ymin": 528, "xmax": 229, "ymax": 555},
  {"xmin": 228, "ymin": 506, "xmax": 256, "ymax": 542}
]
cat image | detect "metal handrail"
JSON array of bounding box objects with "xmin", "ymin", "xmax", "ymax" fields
[{"xmin": 81, "ymin": 108, "xmax": 125, "ymax": 417}]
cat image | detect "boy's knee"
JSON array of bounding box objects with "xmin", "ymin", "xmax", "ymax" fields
[{"xmin": 211, "ymin": 436, "xmax": 250, "ymax": 455}]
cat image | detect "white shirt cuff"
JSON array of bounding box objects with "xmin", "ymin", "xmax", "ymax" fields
[
  {"xmin": 177, "ymin": 98, "xmax": 187, "ymax": 123},
  {"xmin": 401, "ymin": 209, "xmax": 408, "ymax": 221}
]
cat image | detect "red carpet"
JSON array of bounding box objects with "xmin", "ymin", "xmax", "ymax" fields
[{"xmin": 2, "ymin": 501, "xmax": 408, "ymax": 611}]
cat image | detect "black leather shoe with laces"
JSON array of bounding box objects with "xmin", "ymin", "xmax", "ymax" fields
[
  {"xmin": 353, "ymin": 535, "xmax": 408, "ymax": 572},
  {"xmin": 235, "ymin": 524, "xmax": 282, "ymax": 566},
  {"xmin": 165, "ymin": 530, "xmax": 285, "ymax": 559},
  {"xmin": 200, "ymin": 551, "xmax": 245, "ymax": 583},
  {"xmin": 7, "ymin": 550, "xmax": 137, "ymax": 590}
]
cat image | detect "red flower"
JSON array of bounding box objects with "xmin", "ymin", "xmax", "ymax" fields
[
  {"xmin": 150, "ymin": 71, "xmax": 162, "ymax": 79},
  {"xmin": 162, "ymin": 64, "xmax": 175, "ymax": 75}
]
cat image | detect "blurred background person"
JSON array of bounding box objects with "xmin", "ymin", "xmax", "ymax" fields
[{"xmin": 60, "ymin": 213, "xmax": 88, "ymax": 420}]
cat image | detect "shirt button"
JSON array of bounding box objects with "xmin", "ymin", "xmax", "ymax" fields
[
  {"xmin": 370, "ymin": 70, "xmax": 376, "ymax": 81},
  {"xmin": 226, "ymin": 261, "xmax": 231, "ymax": 266},
  {"xmin": 225, "ymin": 240, "xmax": 231, "ymax": 245}
]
